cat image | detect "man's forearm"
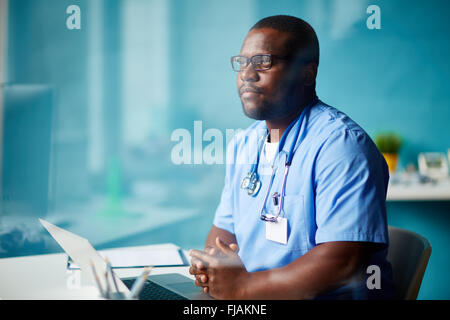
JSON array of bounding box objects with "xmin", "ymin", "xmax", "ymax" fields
[{"xmin": 240, "ymin": 242, "xmax": 367, "ymax": 300}]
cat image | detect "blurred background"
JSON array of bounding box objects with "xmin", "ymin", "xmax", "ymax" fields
[{"xmin": 0, "ymin": 0, "xmax": 449, "ymax": 299}]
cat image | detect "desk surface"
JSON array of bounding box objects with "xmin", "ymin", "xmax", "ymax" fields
[
  {"xmin": 0, "ymin": 243, "xmax": 194, "ymax": 300},
  {"xmin": 387, "ymin": 180, "xmax": 450, "ymax": 201}
]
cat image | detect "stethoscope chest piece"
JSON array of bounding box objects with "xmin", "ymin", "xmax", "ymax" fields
[{"xmin": 241, "ymin": 172, "xmax": 262, "ymax": 197}]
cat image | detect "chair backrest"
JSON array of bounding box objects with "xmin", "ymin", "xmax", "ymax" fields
[{"xmin": 387, "ymin": 226, "xmax": 432, "ymax": 300}]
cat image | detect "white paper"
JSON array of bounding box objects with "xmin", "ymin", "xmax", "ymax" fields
[{"xmin": 69, "ymin": 247, "xmax": 184, "ymax": 269}]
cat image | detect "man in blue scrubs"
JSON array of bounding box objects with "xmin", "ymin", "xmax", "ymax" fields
[{"xmin": 189, "ymin": 15, "xmax": 395, "ymax": 299}]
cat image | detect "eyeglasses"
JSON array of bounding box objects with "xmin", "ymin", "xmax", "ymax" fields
[{"xmin": 230, "ymin": 54, "xmax": 289, "ymax": 72}]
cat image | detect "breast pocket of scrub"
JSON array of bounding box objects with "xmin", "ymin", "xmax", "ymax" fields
[{"xmin": 278, "ymin": 194, "xmax": 308, "ymax": 252}]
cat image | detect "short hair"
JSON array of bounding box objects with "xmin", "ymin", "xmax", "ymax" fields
[{"xmin": 250, "ymin": 15, "xmax": 320, "ymax": 66}]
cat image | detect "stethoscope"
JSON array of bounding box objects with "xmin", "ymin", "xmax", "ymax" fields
[{"xmin": 240, "ymin": 98, "xmax": 317, "ymax": 222}]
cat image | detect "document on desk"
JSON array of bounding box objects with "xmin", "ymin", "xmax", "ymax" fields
[{"xmin": 67, "ymin": 247, "xmax": 189, "ymax": 269}]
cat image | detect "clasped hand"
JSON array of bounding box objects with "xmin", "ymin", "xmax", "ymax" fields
[{"xmin": 189, "ymin": 237, "xmax": 248, "ymax": 299}]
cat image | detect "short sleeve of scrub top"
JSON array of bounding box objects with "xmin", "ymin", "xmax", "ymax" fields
[{"xmin": 314, "ymin": 128, "xmax": 390, "ymax": 245}]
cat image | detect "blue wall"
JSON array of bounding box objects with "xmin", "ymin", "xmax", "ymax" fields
[{"xmin": 2, "ymin": 0, "xmax": 449, "ymax": 299}]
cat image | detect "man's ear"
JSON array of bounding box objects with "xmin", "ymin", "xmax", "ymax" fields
[{"xmin": 302, "ymin": 62, "xmax": 318, "ymax": 86}]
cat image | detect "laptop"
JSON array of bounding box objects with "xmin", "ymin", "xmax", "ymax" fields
[{"xmin": 39, "ymin": 218, "xmax": 213, "ymax": 300}]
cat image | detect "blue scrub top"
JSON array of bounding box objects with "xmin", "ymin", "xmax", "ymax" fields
[{"xmin": 213, "ymin": 100, "xmax": 395, "ymax": 299}]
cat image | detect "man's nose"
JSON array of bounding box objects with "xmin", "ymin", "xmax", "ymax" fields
[{"xmin": 239, "ymin": 64, "xmax": 259, "ymax": 82}]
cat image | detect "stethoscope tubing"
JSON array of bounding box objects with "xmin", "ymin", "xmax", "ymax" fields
[
  {"xmin": 243, "ymin": 98, "xmax": 319, "ymax": 222},
  {"xmin": 260, "ymin": 163, "xmax": 290, "ymax": 222}
]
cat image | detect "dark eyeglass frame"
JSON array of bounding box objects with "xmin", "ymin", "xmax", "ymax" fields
[{"xmin": 230, "ymin": 54, "xmax": 290, "ymax": 72}]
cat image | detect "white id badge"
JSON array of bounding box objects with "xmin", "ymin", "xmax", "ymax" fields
[{"xmin": 265, "ymin": 215, "xmax": 288, "ymax": 245}]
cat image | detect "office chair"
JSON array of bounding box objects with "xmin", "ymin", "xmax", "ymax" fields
[{"xmin": 387, "ymin": 226, "xmax": 432, "ymax": 300}]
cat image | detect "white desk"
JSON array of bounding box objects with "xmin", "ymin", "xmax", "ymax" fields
[
  {"xmin": 0, "ymin": 243, "xmax": 193, "ymax": 300},
  {"xmin": 387, "ymin": 181, "xmax": 450, "ymax": 201}
]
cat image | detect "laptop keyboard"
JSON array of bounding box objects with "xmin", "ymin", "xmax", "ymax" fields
[{"xmin": 122, "ymin": 278, "xmax": 188, "ymax": 300}]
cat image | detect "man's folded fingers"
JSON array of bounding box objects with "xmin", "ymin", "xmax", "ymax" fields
[
  {"xmin": 195, "ymin": 274, "xmax": 208, "ymax": 284},
  {"xmin": 190, "ymin": 256, "xmax": 208, "ymax": 270},
  {"xmin": 195, "ymin": 278, "xmax": 209, "ymax": 287},
  {"xmin": 189, "ymin": 249, "xmax": 215, "ymax": 265},
  {"xmin": 189, "ymin": 266, "xmax": 195, "ymax": 275},
  {"xmin": 199, "ymin": 274, "xmax": 208, "ymax": 283}
]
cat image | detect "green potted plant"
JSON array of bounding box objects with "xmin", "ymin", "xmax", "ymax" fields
[{"xmin": 374, "ymin": 132, "xmax": 402, "ymax": 172}]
